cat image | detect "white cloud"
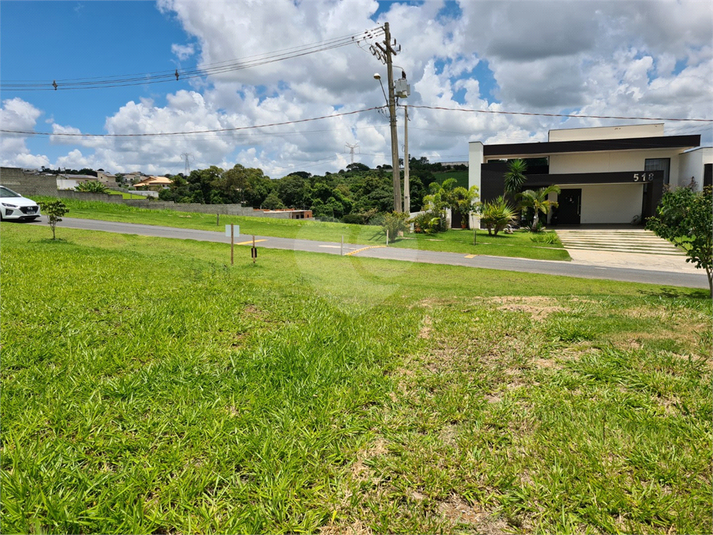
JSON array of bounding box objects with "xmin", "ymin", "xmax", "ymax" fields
[
  {"xmin": 171, "ymin": 43, "xmax": 195, "ymax": 61},
  {"xmin": 5, "ymin": 0, "xmax": 712, "ymax": 173},
  {"xmin": 0, "ymin": 98, "xmax": 50, "ymax": 168}
]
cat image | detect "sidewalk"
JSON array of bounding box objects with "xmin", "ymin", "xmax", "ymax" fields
[{"xmin": 555, "ymin": 228, "xmax": 700, "ymax": 274}]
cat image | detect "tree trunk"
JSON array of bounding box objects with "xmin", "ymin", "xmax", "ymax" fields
[{"xmin": 531, "ymin": 212, "xmax": 539, "ymax": 232}]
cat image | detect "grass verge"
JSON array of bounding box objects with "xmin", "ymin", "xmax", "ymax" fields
[
  {"xmin": 33, "ymin": 197, "xmax": 570, "ymax": 261},
  {"xmin": 2, "ymin": 223, "xmax": 709, "ymax": 533}
]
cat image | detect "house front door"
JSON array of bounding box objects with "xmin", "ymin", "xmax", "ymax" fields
[{"xmin": 557, "ymin": 189, "xmax": 581, "ymax": 225}]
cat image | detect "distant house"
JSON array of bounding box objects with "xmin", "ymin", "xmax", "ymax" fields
[
  {"xmin": 468, "ymin": 124, "xmax": 712, "ymax": 226},
  {"xmin": 96, "ymin": 170, "xmax": 117, "ymax": 186},
  {"xmin": 57, "ymin": 173, "xmax": 99, "ymax": 190},
  {"xmin": 134, "ymin": 176, "xmax": 173, "ymax": 189},
  {"xmin": 122, "ymin": 172, "xmax": 144, "ymax": 184}
]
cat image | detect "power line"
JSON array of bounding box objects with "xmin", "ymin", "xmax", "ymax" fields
[
  {"xmin": 0, "ymin": 106, "xmax": 386, "ymax": 137},
  {"xmin": 410, "ymin": 105, "xmax": 713, "ymax": 123},
  {"xmin": 3, "ymin": 104, "xmax": 709, "ymax": 141},
  {"xmin": 2, "ymin": 27, "xmax": 384, "ymax": 92}
]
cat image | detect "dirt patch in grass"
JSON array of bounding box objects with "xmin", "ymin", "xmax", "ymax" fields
[
  {"xmin": 438, "ymin": 495, "xmax": 508, "ymax": 533},
  {"xmin": 622, "ymin": 305, "xmax": 672, "ymax": 321},
  {"xmin": 350, "ymin": 438, "xmax": 388, "ymax": 482},
  {"xmin": 418, "ymin": 315, "xmax": 432, "ymax": 339},
  {"xmin": 414, "ymin": 297, "xmax": 456, "ymax": 309},
  {"xmin": 320, "ymin": 520, "xmax": 373, "ymax": 535},
  {"xmin": 490, "ymin": 296, "xmax": 567, "ymax": 319}
]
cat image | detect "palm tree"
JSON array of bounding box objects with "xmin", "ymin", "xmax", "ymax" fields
[
  {"xmin": 518, "ymin": 185, "xmax": 561, "ymax": 232},
  {"xmin": 504, "ymin": 159, "xmax": 528, "ymax": 197},
  {"xmin": 450, "ymin": 185, "xmax": 480, "ymax": 228}
]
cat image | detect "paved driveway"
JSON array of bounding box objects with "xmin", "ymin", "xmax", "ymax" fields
[{"xmin": 555, "ymin": 228, "xmax": 700, "ymax": 274}]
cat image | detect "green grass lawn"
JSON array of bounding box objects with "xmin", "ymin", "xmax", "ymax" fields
[
  {"xmin": 3, "ymin": 222, "xmax": 710, "ymax": 534},
  {"xmin": 35, "ymin": 197, "xmax": 570, "ymax": 261},
  {"xmin": 105, "ymin": 190, "xmax": 147, "ymax": 200}
]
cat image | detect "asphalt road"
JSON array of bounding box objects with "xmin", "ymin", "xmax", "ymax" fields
[{"xmin": 32, "ymin": 216, "xmax": 709, "ymax": 290}]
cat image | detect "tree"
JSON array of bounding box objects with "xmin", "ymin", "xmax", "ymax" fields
[
  {"xmin": 420, "ymin": 180, "xmax": 452, "ymax": 233},
  {"xmin": 276, "ymin": 174, "xmax": 307, "ymax": 208},
  {"xmin": 504, "ymin": 159, "xmax": 528, "ymax": 197},
  {"xmin": 38, "ymin": 200, "xmax": 69, "ymax": 240},
  {"xmin": 647, "ymin": 185, "xmax": 712, "ymax": 296},
  {"xmin": 262, "ymin": 191, "xmax": 285, "ymax": 210},
  {"xmin": 518, "ymin": 185, "xmax": 560, "ymax": 232},
  {"xmin": 480, "ymin": 196, "xmax": 515, "ymax": 236},
  {"xmin": 450, "ymin": 185, "xmax": 480, "ymax": 229}
]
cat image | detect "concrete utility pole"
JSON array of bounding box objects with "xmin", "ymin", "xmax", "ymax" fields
[
  {"xmin": 384, "ymin": 23, "xmax": 401, "ymax": 213},
  {"xmin": 374, "ymin": 22, "xmax": 401, "ymax": 213},
  {"xmin": 403, "ymin": 105, "xmax": 410, "ymax": 213}
]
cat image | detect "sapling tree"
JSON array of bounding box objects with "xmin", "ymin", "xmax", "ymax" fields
[
  {"xmin": 38, "ymin": 200, "xmax": 69, "ymax": 240},
  {"xmin": 647, "ymin": 185, "xmax": 712, "ymax": 296}
]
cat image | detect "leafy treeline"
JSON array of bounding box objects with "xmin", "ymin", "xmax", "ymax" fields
[{"xmin": 157, "ymin": 159, "xmax": 467, "ymax": 221}]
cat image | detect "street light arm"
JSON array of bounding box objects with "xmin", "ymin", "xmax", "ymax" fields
[{"xmin": 377, "ymin": 78, "xmax": 388, "ymax": 106}]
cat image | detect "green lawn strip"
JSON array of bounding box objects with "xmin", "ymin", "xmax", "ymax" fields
[
  {"xmin": 33, "ymin": 197, "xmax": 570, "ymax": 261},
  {"xmin": 105, "ymin": 191, "xmax": 146, "ymax": 200},
  {"xmin": 2, "ymin": 224, "xmax": 709, "ymax": 533}
]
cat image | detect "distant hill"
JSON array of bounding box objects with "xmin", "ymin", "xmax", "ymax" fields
[{"xmin": 432, "ymin": 169, "xmax": 469, "ymax": 189}]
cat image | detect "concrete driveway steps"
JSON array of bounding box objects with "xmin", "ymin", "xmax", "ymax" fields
[{"xmin": 555, "ymin": 229, "xmax": 685, "ymax": 256}]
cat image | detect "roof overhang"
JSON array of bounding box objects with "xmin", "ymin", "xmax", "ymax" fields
[{"xmin": 483, "ymin": 134, "xmax": 701, "ymax": 160}]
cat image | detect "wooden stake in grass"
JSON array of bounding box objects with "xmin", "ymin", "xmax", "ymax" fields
[
  {"xmin": 251, "ymin": 235, "xmax": 257, "ymax": 264},
  {"xmin": 230, "ymin": 224, "xmax": 234, "ymax": 265}
]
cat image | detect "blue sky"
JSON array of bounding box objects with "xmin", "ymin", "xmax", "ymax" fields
[{"xmin": 1, "ymin": 0, "xmax": 711, "ymax": 176}]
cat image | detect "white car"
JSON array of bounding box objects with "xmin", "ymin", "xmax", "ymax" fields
[{"xmin": 0, "ymin": 186, "xmax": 41, "ymax": 221}]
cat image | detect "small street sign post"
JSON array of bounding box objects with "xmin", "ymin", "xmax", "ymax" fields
[{"xmin": 225, "ymin": 224, "xmax": 240, "ymax": 265}]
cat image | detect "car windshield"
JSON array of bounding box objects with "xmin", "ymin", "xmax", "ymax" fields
[{"xmin": 0, "ymin": 186, "xmax": 22, "ymax": 198}]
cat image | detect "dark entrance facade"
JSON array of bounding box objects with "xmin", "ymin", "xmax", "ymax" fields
[{"xmin": 555, "ymin": 189, "xmax": 581, "ymax": 225}]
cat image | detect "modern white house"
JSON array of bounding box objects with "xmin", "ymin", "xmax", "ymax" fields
[{"xmin": 469, "ymin": 124, "xmax": 712, "ymax": 225}]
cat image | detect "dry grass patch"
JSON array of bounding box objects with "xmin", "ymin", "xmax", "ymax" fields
[{"xmin": 438, "ymin": 495, "xmax": 509, "ymax": 533}]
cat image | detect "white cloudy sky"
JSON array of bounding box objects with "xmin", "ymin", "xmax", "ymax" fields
[{"xmin": 1, "ymin": 0, "xmax": 712, "ymax": 177}]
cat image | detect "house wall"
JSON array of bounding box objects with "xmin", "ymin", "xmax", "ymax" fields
[
  {"xmin": 57, "ymin": 178, "xmax": 81, "ymax": 190},
  {"xmin": 550, "ymin": 148, "xmax": 685, "ymax": 185},
  {"xmin": 551, "ymin": 183, "xmax": 643, "ymax": 224},
  {"xmin": 678, "ymin": 148, "xmax": 713, "ymax": 191},
  {"xmin": 468, "ymin": 142, "xmax": 484, "ymax": 191},
  {"xmin": 548, "ymin": 123, "xmax": 663, "ymax": 142},
  {"xmin": 581, "ymin": 184, "xmax": 643, "ymax": 224}
]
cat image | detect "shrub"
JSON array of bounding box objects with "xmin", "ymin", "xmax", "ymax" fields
[
  {"xmin": 480, "ymin": 196, "xmax": 515, "ymax": 235},
  {"xmin": 411, "ymin": 211, "xmax": 445, "ymax": 234},
  {"xmin": 382, "ymin": 211, "xmax": 410, "ymax": 241},
  {"xmin": 530, "ymin": 232, "xmax": 560, "ymax": 245},
  {"xmin": 647, "ymin": 184, "xmax": 712, "ymax": 296},
  {"xmin": 75, "ymin": 180, "xmax": 108, "ymax": 194}
]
